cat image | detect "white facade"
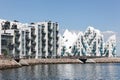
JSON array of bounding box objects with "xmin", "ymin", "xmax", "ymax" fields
[
  {"xmin": 0, "ymin": 19, "xmax": 116, "ymax": 58},
  {"xmin": 61, "ymin": 27, "xmax": 116, "ymax": 57},
  {"xmin": 0, "ymin": 19, "xmax": 59, "ymax": 59}
]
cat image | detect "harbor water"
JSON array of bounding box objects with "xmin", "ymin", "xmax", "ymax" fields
[{"xmin": 0, "ymin": 63, "xmax": 120, "ymax": 80}]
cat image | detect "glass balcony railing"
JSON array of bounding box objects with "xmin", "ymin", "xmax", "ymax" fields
[
  {"xmin": 26, "ymin": 45, "xmax": 30, "ymax": 50},
  {"xmin": 15, "ymin": 33, "xmax": 20, "ymax": 37},
  {"xmin": 15, "ymin": 47, "xmax": 20, "ymax": 52},
  {"xmin": 31, "ymin": 27, "xmax": 35, "ymax": 30},
  {"xmin": 15, "ymin": 41, "xmax": 20, "ymax": 44},
  {"xmin": 42, "ymin": 48, "xmax": 46, "ymax": 53},
  {"xmin": 48, "ymin": 46, "xmax": 53, "ymax": 51},
  {"xmin": 31, "ymin": 33, "xmax": 36, "ymax": 38},
  {"xmin": 48, "ymin": 26, "xmax": 53, "ymax": 31},
  {"xmin": 48, "ymin": 34, "xmax": 52, "ymax": 39},
  {"xmin": 48, "ymin": 40, "xmax": 53, "ymax": 45},
  {"xmin": 26, "ymin": 36, "xmax": 30, "ymax": 42},
  {"xmin": 42, "ymin": 42, "xmax": 46, "ymax": 47},
  {"xmin": 32, "ymin": 42, "xmax": 36, "ymax": 45}
]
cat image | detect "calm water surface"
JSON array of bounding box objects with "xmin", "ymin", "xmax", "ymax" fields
[{"xmin": 0, "ymin": 63, "xmax": 120, "ymax": 80}]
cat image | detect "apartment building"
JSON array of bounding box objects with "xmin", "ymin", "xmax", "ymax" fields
[
  {"xmin": 61, "ymin": 27, "xmax": 116, "ymax": 57},
  {"xmin": 0, "ymin": 19, "xmax": 59, "ymax": 59}
]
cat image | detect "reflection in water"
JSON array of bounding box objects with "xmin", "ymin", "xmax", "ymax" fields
[{"xmin": 0, "ymin": 63, "xmax": 120, "ymax": 80}]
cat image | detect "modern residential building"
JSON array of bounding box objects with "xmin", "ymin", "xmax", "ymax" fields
[
  {"xmin": 36, "ymin": 21, "xmax": 59, "ymax": 58},
  {"xmin": 61, "ymin": 27, "xmax": 116, "ymax": 57},
  {"xmin": 0, "ymin": 19, "xmax": 60, "ymax": 59},
  {"xmin": 0, "ymin": 19, "xmax": 116, "ymax": 58},
  {"xmin": 0, "ymin": 31, "xmax": 14, "ymax": 56}
]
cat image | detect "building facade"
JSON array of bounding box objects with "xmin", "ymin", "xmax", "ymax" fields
[
  {"xmin": 61, "ymin": 27, "xmax": 116, "ymax": 57},
  {"xmin": 0, "ymin": 19, "xmax": 59, "ymax": 59}
]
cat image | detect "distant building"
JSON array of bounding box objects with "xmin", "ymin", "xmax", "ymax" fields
[{"xmin": 61, "ymin": 27, "xmax": 116, "ymax": 57}]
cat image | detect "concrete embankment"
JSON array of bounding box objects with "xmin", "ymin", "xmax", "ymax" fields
[
  {"xmin": 0, "ymin": 59, "xmax": 82, "ymax": 69},
  {"xmin": 0, "ymin": 59, "xmax": 21, "ymax": 70},
  {"xmin": 1, "ymin": 58, "xmax": 120, "ymax": 70},
  {"xmin": 92, "ymin": 58, "xmax": 120, "ymax": 63},
  {"xmin": 19, "ymin": 58, "xmax": 82, "ymax": 66}
]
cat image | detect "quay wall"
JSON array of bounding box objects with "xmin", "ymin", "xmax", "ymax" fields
[
  {"xmin": 1, "ymin": 58, "xmax": 120, "ymax": 70},
  {"xmin": 0, "ymin": 59, "xmax": 21, "ymax": 69},
  {"xmin": 20, "ymin": 58, "xmax": 82, "ymax": 65},
  {"xmin": 92, "ymin": 58, "xmax": 120, "ymax": 63}
]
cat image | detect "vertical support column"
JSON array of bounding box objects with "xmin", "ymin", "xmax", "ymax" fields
[
  {"xmin": 0, "ymin": 32, "xmax": 1, "ymax": 55},
  {"xmin": 45, "ymin": 23, "xmax": 48, "ymax": 58},
  {"xmin": 35, "ymin": 27, "xmax": 38, "ymax": 59},
  {"xmin": 53, "ymin": 24, "xmax": 56, "ymax": 57}
]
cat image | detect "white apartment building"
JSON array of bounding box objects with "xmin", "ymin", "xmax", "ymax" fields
[
  {"xmin": 61, "ymin": 27, "xmax": 116, "ymax": 57},
  {"xmin": 0, "ymin": 19, "xmax": 59, "ymax": 59}
]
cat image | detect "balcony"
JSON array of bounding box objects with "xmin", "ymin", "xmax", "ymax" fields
[
  {"xmin": 15, "ymin": 47, "xmax": 20, "ymax": 52},
  {"xmin": 48, "ymin": 34, "xmax": 52, "ymax": 39},
  {"xmin": 31, "ymin": 47, "xmax": 36, "ymax": 52},
  {"xmin": 48, "ymin": 43, "xmax": 52, "ymax": 46},
  {"xmin": 8, "ymin": 43, "xmax": 14, "ymax": 50},
  {"xmin": 56, "ymin": 44, "xmax": 59, "ymax": 48},
  {"xmin": 31, "ymin": 27, "xmax": 35, "ymax": 30},
  {"xmin": 48, "ymin": 40, "xmax": 52, "ymax": 46},
  {"xmin": 26, "ymin": 40, "xmax": 30, "ymax": 45},
  {"xmin": 42, "ymin": 29, "xmax": 46, "ymax": 34},
  {"xmin": 42, "ymin": 39, "xmax": 46, "ymax": 42},
  {"xmin": 2, "ymin": 21, "xmax": 10, "ymax": 30},
  {"xmin": 26, "ymin": 36, "xmax": 30, "ymax": 42},
  {"xmin": 31, "ymin": 37, "xmax": 35, "ymax": 42},
  {"xmin": 15, "ymin": 31, "xmax": 20, "ymax": 37},
  {"xmin": 42, "ymin": 42, "xmax": 46, "ymax": 47},
  {"xmin": 32, "ymin": 42, "xmax": 36, "ymax": 45},
  {"xmin": 48, "ymin": 49, "xmax": 52, "ymax": 54},
  {"xmin": 56, "ymin": 30, "xmax": 59, "ymax": 34},
  {"xmin": 56, "ymin": 24, "xmax": 59, "ymax": 30},
  {"xmin": 31, "ymin": 49, "xmax": 36, "ymax": 53},
  {"xmin": 26, "ymin": 45, "xmax": 30, "ymax": 50},
  {"xmin": 56, "ymin": 37, "xmax": 59, "ymax": 40},
  {"xmin": 42, "ymin": 33, "xmax": 46, "ymax": 40},
  {"xmin": 48, "ymin": 26, "xmax": 53, "ymax": 32},
  {"xmin": 26, "ymin": 30, "xmax": 29, "ymax": 33},
  {"xmin": 15, "ymin": 38, "xmax": 20, "ymax": 44},
  {"xmin": 16, "ymin": 41, "xmax": 20, "ymax": 44},
  {"xmin": 11, "ymin": 24, "xmax": 17, "ymax": 29},
  {"xmin": 48, "ymin": 46, "xmax": 53, "ymax": 51},
  {"xmin": 42, "ymin": 48, "xmax": 46, "ymax": 53},
  {"xmin": 31, "ymin": 33, "xmax": 36, "ymax": 38}
]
